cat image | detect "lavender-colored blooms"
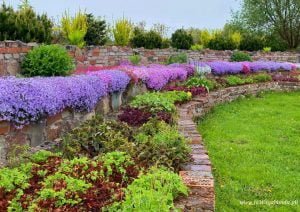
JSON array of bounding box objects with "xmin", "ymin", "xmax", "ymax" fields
[
  {"xmin": 207, "ymin": 61, "xmax": 244, "ymax": 75},
  {"xmin": 87, "ymin": 70, "xmax": 130, "ymax": 93},
  {"xmin": 0, "ymin": 75, "xmax": 108, "ymax": 126},
  {"xmin": 191, "ymin": 60, "xmax": 296, "ymax": 75},
  {"xmin": 120, "ymin": 64, "xmax": 194, "ymax": 90}
]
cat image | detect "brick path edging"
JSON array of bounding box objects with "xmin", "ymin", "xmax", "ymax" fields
[{"xmin": 175, "ymin": 81, "xmax": 300, "ymax": 211}]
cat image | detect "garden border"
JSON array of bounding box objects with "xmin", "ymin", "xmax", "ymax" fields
[{"xmin": 175, "ymin": 81, "xmax": 300, "ymax": 211}]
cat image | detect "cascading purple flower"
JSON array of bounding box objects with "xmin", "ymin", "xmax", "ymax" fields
[
  {"xmin": 0, "ymin": 75, "xmax": 108, "ymax": 126},
  {"xmin": 87, "ymin": 70, "xmax": 130, "ymax": 93},
  {"xmin": 119, "ymin": 64, "xmax": 193, "ymax": 90},
  {"xmin": 191, "ymin": 60, "xmax": 296, "ymax": 75}
]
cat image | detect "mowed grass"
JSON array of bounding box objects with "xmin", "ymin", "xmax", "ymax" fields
[{"xmin": 198, "ymin": 91, "xmax": 300, "ymax": 211}]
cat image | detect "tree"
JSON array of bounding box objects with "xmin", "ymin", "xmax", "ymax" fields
[
  {"xmin": 0, "ymin": 1, "xmax": 53, "ymax": 43},
  {"xmin": 152, "ymin": 23, "xmax": 169, "ymax": 38},
  {"xmin": 0, "ymin": 3, "xmax": 17, "ymax": 40},
  {"xmin": 236, "ymin": 0, "xmax": 300, "ymax": 48},
  {"xmin": 84, "ymin": 13, "xmax": 107, "ymax": 46},
  {"xmin": 171, "ymin": 29, "xmax": 193, "ymax": 49}
]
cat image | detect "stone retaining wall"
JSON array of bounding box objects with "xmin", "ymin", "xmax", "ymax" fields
[
  {"xmin": 0, "ymin": 83, "xmax": 147, "ymax": 166},
  {"xmin": 175, "ymin": 81, "xmax": 300, "ymax": 211},
  {"xmin": 0, "ymin": 40, "xmax": 299, "ymax": 76}
]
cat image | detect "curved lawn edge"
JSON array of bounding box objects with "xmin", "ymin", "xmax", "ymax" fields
[{"xmin": 174, "ymin": 81, "xmax": 300, "ymax": 211}]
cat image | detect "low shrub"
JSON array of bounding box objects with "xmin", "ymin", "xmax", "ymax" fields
[
  {"xmin": 21, "ymin": 45, "xmax": 74, "ymax": 77},
  {"xmin": 230, "ymin": 51, "xmax": 252, "ymax": 62},
  {"xmin": 239, "ymin": 34, "xmax": 264, "ymax": 51},
  {"xmin": 144, "ymin": 30, "xmax": 162, "ymax": 49},
  {"xmin": 161, "ymin": 38, "xmax": 171, "ymax": 48},
  {"xmin": 118, "ymin": 107, "xmax": 172, "ymax": 127},
  {"xmin": 130, "ymin": 91, "xmax": 191, "ymax": 112},
  {"xmin": 251, "ymin": 73, "xmax": 272, "ymax": 83},
  {"xmin": 133, "ymin": 120, "xmax": 191, "ymax": 170},
  {"xmin": 263, "ymin": 47, "xmax": 272, "ymax": 53},
  {"xmin": 184, "ymin": 76, "xmax": 215, "ymax": 90},
  {"xmin": 190, "ymin": 44, "xmax": 204, "ymax": 51},
  {"xmin": 225, "ymin": 73, "xmax": 272, "ymax": 86},
  {"xmin": 225, "ymin": 75, "xmax": 248, "ymax": 86},
  {"xmin": 164, "ymin": 85, "xmax": 207, "ymax": 96},
  {"xmin": 61, "ymin": 10, "xmax": 88, "ymax": 48},
  {"xmin": 61, "ymin": 116, "xmax": 134, "ymax": 159},
  {"xmin": 109, "ymin": 167, "xmax": 188, "ymax": 211},
  {"xmin": 207, "ymin": 34, "xmax": 236, "ymax": 50},
  {"xmin": 171, "ymin": 29, "xmax": 193, "ymax": 49},
  {"xmin": 112, "ymin": 18, "xmax": 133, "ymax": 46},
  {"xmin": 166, "ymin": 53, "xmax": 188, "ymax": 64},
  {"xmin": 128, "ymin": 55, "xmax": 141, "ymax": 65},
  {"xmin": 130, "ymin": 28, "xmax": 162, "ymax": 49}
]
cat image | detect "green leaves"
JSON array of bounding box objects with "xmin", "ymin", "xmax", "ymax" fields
[
  {"xmin": 84, "ymin": 13, "xmax": 107, "ymax": 46},
  {"xmin": 230, "ymin": 51, "xmax": 252, "ymax": 62},
  {"xmin": 184, "ymin": 76, "xmax": 216, "ymax": 91},
  {"xmin": 0, "ymin": 163, "xmax": 32, "ymax": 192},
  {"xmin": 62, "ymin": 116, "xmax": 134, "ymax": 159},
  {"xmin": 112, "ymin": 18, "xmax": 133, "ymax": 46},
  {"xmin": 109, "ymin": 167, "xmax": 188, "ymax": 211},
  {"xmin": 225, "ymin": 74, "xmax": 272, "ymax": 86},
  {"xmin": 166, "ymin": 53, "xmax": 188, "ymax": 64},
  {"xmin": 21, "ymin": 44, "xmax": 74, "ymax": 77},
  {"xmin": 133, "ymin": 119, "xmax": 191, "ymax": 170},
  {"xmin": 0, "ymin": 2, "xmax": 53, "ymax": 43},
  {"xmin": 128, "ymin": 55, "xmax": 141, "ymax": 65},
  {"xmin": 61, "ymin": 10, "xmax": 87, "ymax": 48},
  {"xmin": 130, "ymin": 91, "xmax": 191, "ymax": 112}
]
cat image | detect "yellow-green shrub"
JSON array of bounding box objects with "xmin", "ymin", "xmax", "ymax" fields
[
  {"xmin": 112, "ymin": 18, "xmax": 133, "ymax": 46},
  {"xmin": 61, "ymin": 10, "xmax": 87, "ymax": 48}
]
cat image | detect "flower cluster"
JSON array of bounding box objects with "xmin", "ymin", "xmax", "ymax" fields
[
  {"xmin": 0, "ymin": 75, "xmax": 107, "ymax": 126},
  {"xmin": 87, "ymin": 70, "xmax": 130, "ymax": 93},
  {"xmin": 190, "ymin": 61, "xmax": 296, "ymax": 75},
  {"xmin": 119, "ymin": 64, "xmax": 194, "ymax": 90}
]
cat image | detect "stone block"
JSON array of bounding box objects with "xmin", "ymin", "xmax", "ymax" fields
[
  {"xmin": 47, "ymin": 112, "xmax": 63, "ymax": 126},
  {"xmin": 27, "ymin": 122, "xmax": 46, "ymax": 147},
  {"xmin": 0, "ymin": 136, "xmax": 6, "ymax": 163},
  {"xmin": 95, "ymin": 96, "xmax": 111, "ymax": 115},
  {"xmin": 111, "ymin": 92, "xmax": 123, "ymax": 112},
  {"xmin": 179, "ymin": 171, "xmax": 214, "ymax": 187}
]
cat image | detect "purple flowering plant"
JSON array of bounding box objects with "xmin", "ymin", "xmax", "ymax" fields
[{"xmin": 0, "ymin": 75, "xmax": 108, "ymax": 126}]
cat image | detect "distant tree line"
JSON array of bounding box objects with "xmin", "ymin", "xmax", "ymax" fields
[{"xmin": 0, "ymin": 0, "xmax": 299, "ymax": 51}]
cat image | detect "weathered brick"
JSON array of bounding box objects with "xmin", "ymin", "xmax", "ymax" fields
[
  {"xmin": 47, "ymin": 112, "xmax": 63, "ymax": 126},
  {"xmin": 0, "ymin": 121, "xmax": 10, "ymax": 135}
]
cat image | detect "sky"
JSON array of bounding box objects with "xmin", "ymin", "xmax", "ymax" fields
[{"xmin": 5, "ymin": 0, "xmax": 241, "ymax": 32}]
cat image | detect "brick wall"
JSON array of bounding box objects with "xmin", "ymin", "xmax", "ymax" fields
[{"xmin": 0, "ymin": 40, "xmax": 299, "ymax": 76}]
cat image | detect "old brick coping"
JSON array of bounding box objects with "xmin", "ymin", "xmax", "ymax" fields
[{"xmin": 175, "ymin": 81, "xmax": 300, "ymax": 211}]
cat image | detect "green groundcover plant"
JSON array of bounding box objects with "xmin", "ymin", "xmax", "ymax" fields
[
  {"xmin": 225, "ymin": 73, "xmax": 271, "ymax": 86},
  {"xmin": 130, "ymin": 91, "xmax": 191, "ymax": 112},
  {"xmin": 108, "ymin": 167, "xmax": 188, "ymax": 211}
]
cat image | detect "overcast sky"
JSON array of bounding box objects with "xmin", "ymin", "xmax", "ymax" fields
[{"xmin": 5, "ymin": 0, "xmax": 240, "ymax": 31}]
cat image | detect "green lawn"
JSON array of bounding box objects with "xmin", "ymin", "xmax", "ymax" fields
[{"xmin": 198, "ymin": 91, "xmax": 300, "ymax": 212}]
